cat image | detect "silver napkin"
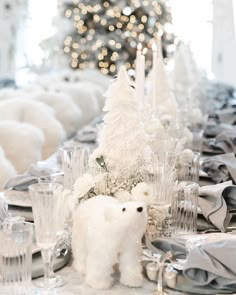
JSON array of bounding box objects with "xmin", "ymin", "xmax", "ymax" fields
[
  {"xmin": 198, "ymin": 181, "xmax": 234, "ymax": 232},
  {"xmin": 202, "ymin": 153, "xmax": 236, "ymax": 183}
]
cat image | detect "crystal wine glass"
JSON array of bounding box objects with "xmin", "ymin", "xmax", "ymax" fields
[
  {"xmin": 37, "ymin": 176, "xmax": 70, "ymax": 287},
  {"xmin": 29, "ymin": 182, "xmax": 66, "ymax": 290}
]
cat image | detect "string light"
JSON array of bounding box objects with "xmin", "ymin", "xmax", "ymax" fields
[{"xmin": 62, "ymin": 0, "xmax": 175, "ymax": 75}]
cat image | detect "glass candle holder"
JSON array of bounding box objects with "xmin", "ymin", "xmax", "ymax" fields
[
  {"xmin": 171, "ymin": 181, "xmax": 198, "ymax": 236},
  {"xmin": 0, "ymin": 221, "xmax": 33, "ymax": 295},
  {"xmin": 188, "ymin": 125, "xmax": 204, "ymax": 153},
  {"xmin": 146, "ymin": 203, "xmax": 172, "ymax": 240},
  {"xmin": 59, "ymin": 145, "xmax": 95, "ymax": 192},
  {"xmin": 146, "ymin": 152, "xmax": 177, "ymax": 241},
  {"xmin": 177, "ymin": 151, "xmax": 200, "ymax": 183}
]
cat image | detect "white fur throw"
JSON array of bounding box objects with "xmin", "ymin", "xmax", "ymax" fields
[
  {"xmin": 0, "ymin": 98, "xmax": 66, "ymax": 159},
  {"xmin": 0, "ymin": 145, "xmax": 16, "ymax": 189},
  {"xmin": 75, "ymin": 81, "xmax": 105, "ymax": 111},
  {"xmin": 32, "ymin": 91, "xmax": 83, "ymax": 137},
  {"xmin": 0, "ymin": 121, "xmax": 44, "ymax": 173},
  {"xmin": 52, "ymin": 82, "xmax": 100, "ymax": 126}
]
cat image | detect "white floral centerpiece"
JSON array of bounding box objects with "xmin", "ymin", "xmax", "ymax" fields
[{"xmin": 72, "ymin": 67, "xmax": 154, "ymax": 208}]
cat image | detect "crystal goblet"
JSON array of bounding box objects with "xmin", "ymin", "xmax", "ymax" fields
[
  {"xmin": 29, "ymin": 183, "xmax": 66, "ymax": 291},
  {"xmin": 37, "ymin": 176, "xmax": 71, "ymax": 288}
]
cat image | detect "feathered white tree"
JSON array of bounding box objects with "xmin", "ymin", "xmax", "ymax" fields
[{"xmin": 95, "ymin": 66, "xmax": 150, "ymax": 175}]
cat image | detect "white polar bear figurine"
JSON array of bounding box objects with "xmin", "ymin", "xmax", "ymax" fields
[{"xmin": 72, "ymin": 196, "xmax": 147, "ymax": 290}]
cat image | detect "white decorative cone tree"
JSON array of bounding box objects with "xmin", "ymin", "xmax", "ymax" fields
[
  {"xmin": 96, "ymin": 66, "xmax": 150, "ymax": 174},
  {"xmin": 152, "ymin": 39, "xmax": 178, "ymax": 117},
  {"xmin": 174, "ymin": 44, "xmax": 204, "ymax": 89},
  {"xmin": 173, "ymin": 44, "xmax": 205, "ymax": 126}
]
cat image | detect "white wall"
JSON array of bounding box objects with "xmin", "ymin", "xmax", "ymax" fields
[
  {"xmin": 212, "ymin": 0, "xmax": 236, "ymax": 86},
  {"xmin": 170, "ymin": 0, "xmax": 213, "ymax": 75}
]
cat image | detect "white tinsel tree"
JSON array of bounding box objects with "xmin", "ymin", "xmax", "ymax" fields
[
  {"xmin": 95, "ymin": 66, "xmax": 150, "ymax": 174},
  {"xmin": 173, "ymin": 44, "xmax": 191, "ymax": 88},
  {"xmin": 143, "ymin": 39, "xmax": 179, "ymax": 155},
  {"xmin": 173, "ymin": 44, "xmax": 205, "ymax": 127},
  {"xmin": 151, "ymin": 38, "xmax": 178, "ymax": 117}
]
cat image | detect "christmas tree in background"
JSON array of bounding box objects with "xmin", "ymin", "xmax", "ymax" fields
[{"xmin": 60, "ymin": 0, "xmax": 176, "ymax": 75}]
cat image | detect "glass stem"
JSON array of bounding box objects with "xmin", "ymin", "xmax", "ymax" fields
[
  {"xmin": 49, "ymin": 252, "xmax": 56, "ymax": 277},
  {"xmin": 41, "ymin": 247, "xmax": 55, "ymax": 283}
]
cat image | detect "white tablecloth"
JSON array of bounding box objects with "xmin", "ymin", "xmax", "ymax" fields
[{"xmin": 52, "ymin": 266, "xmax": 156, "ymax": 295}]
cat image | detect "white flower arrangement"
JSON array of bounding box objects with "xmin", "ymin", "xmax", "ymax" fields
[
  {"xmin": 74, "ymin": 174, "xmax": 95, "ymax": 200},
  {"xmin": 131, "ymin": 182, "xmax": 156, "ymax": 205},
  {"xmin": 73, "ymin": 155, "xmax": 156, "ymax": 207}
]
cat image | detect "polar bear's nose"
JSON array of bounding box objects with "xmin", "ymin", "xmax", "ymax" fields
[{"xmin": 137, "ymin": 207, "xmax": 143, "ymax": 212}]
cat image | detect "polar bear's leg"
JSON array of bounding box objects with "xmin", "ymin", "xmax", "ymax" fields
[
  {"xmin": 72, "ymin": 220, "xmax": 87, "ymax": 277},
  {"xmin": 119, "ymin": 238, "xmax": 143, "ymax": 287},
  {"xmin": 85, "ymin": 241, "xmax": 117, "ymax": 290}
]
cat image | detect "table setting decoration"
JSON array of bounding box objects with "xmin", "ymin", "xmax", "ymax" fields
[
  {"xmin": 1, "ymin": 25, "xmax": 236, "ymax": 295},
  {"xmin": 202, "ymin": 153, "xmax": 236, "ymax": 184},
  {"xmin": 71, "ymin": 66, "xmax": 153, "ymax": 209},
  {"xmin": 143, "ymin": 233, "xmax": 236, "ymax": 295}
]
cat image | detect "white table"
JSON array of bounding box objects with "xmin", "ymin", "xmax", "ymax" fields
[{"xmin": 53, "ymin": 266, "xmax": 156, "ymax": 295}]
